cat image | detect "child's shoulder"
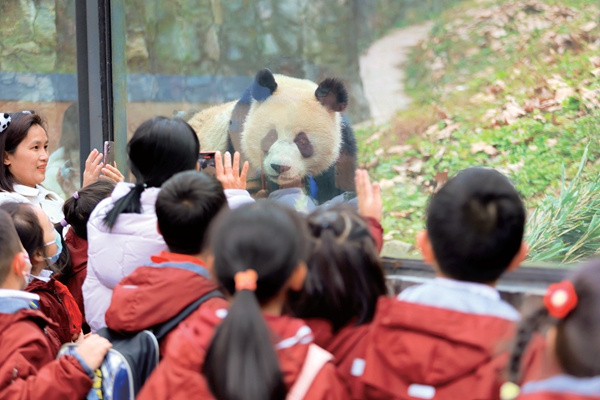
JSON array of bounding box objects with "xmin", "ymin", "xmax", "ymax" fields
[{"xmin": 0, "ymin": 308, "xmax": 54, "ymax": 353}]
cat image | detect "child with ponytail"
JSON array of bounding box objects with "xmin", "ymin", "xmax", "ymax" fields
[
  {"xmin": 505, "ymin": 261, "xmax": 600, "ymax": 400},
  {"xmin": 57, "ymin": 180, "xmax": 115, "ymax": 330},
  {"xmin": 287, "ymin": 170, "xmax": 387, "ymax": 397},
  {"xmin": 138, "ymin": 201, "xmax": 349, "ymax": 400}
]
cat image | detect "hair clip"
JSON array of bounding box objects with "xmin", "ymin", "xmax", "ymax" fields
[
  {"xmin": 234, "ymin": 269, "xmax": 258, "ymax": 292},
  {"xmin": 544, "ymin": 280, "xmax": 578, "ymax": 319},
  {"xmin": 21, "ymin": 110, "xmax": 33, "ymax": 115},
  {"xmin": 73, "ymin": 191, "xmax": 79, "ymax": 199},
  {"xmin": 60, "ymin": 219, "xmax": 68, "ymax": 227},
  {"xmin": 0, "ymin": 113, "xmax": 11, "ymax": 134}
]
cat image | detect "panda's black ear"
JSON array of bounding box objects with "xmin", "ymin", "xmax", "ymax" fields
[
  {"xmin": 251, "ymin": 69, "xmax": 278, "ymax": 101},
  {"xmin": 315, "ymin": 78, "xmax": 348, "ymax": 113}
]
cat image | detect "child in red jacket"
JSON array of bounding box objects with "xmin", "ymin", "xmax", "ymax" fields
[
  {"xmin": 104, "ymin": 171, "xmax": 230, "ymax": 356},
  {"xmin": 355, "ymin": 167, "xmax": 528, "ymax": 400},
  {"xmin": 0, "ymin": 209, "xmax": 111, "ymax": 400},
  {"xmin": 138, "ymin": 201, "xmax": 349, "ymax": 400},
  {"xmin": 0, "ymin": 202, "xmax": 84, "ymax": 354},
  {"xmin": 287, "ymin": 171, "xmax": 387, "ymax": 397},
  {"xmin": 58, "ymin": 180, "xmax": 115, "ymax": 331},
  {"xmin": 505, "ymin": 260, "xmax": 600, "ymax": 400}
]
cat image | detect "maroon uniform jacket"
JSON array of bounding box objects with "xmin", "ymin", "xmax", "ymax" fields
[
  {"xmin": 104, "ymin": 251, "xmax": 229, "ymax": 356},
  {"xmin": 0, "ymin": 292, "xmax": 93, "ymax": 400},
  {"xmin": 25, "ymin": 277, "xmax": 83, "ymax": 353},
  {"xmin": 62, "ymin": 229, "xmax": 89, "ymax": 324},
  {"xmin": 137, "ymin": 308, "xmax": 349, "ymax": 400}
]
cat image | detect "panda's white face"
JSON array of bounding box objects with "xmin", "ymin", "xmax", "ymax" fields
[{"xmin": 240, "ymin": 75, "xmax": 343, "ymax": 185}]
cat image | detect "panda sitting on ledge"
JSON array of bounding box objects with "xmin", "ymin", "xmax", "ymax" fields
[{"xmin": 188, "ymin": 69, "xmax": 358, "ymax": 212}]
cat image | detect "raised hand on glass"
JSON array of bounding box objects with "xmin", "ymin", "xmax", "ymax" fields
[
  {"xmin": 215, "ymin": 151, "xmax": 249, "ymax": 190},
  {"xmin": 355, "ymin": 169, "xmax": 382, "ymax": 222}
]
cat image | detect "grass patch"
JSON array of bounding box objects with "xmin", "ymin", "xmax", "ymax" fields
[{"xmin": 358, "ymin": 0, "xmax": 600, "ymax": 262}]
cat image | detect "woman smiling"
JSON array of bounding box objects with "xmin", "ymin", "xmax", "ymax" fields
[{"xmin": 0, "ymin": 111, "xmax": 122, "ymax": 223}]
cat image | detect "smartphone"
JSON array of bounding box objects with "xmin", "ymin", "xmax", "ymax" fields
[
  {"xmin": 104, "ymin": 141, "xmax": 115, "ymax": 166},
  {"xmin": 199, "ymin": 151, "xmax": 216, "ymax": 177}
]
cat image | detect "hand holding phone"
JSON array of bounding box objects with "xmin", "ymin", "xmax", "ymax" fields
[
  {"xmin": 103, "ymin": 141, "xmax": 115, "ymax": 166},
  {"xmin": 199, "ymin": 151, "xmax": 217, "ymax": 177}
]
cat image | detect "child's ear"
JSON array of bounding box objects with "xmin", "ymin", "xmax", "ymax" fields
[
  {"xmin": 507, "ymin": 242, "xmax": 528, "ymax": 272},
  {"xmin": 288, "ymin": 262, "xmax": 307, "ymax": 292},
  {"xmin": 417, "ymin": 230, "xmax": 436, "ymax": 265},
  {"xmin": 156, "ymin": 222, "xmax": 161, "ymax": 236},
  {"xmin": 12, "ymin": 252, "xmax": 26, "ymax": 276},
  {"xmin": 31, "ymin": 251, "xmax": 45, "ymax": 266}
]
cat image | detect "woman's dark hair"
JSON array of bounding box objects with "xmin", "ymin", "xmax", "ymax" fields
[
  {"xmin": 289, "ymin": 205, "xmax": 387, "ymax": 331},
  {"xmin": 103, "ymin": 117, "xmax": 200, "ymax": 229},
  {"xmin": 508, "ymin": 260, "xmax": 600, "ymax": 383},
  {"xmin": 63, "ymin": 180, "xmax": 115, "ymax": 240},
  {"xmin": 0, "ymin": 202, "xmax": 45, "ymax": 262},
  {"xmin": 203, "ymin": 201, "xmax": 309, "ymax": 400},
  {"xmin": 427, "ymin": 167, "xmax": 525, "ymax": 283},
  {"xmin": 155, "ymin": 171, "xmax": 227, "ymax": 255},
  {"xmin": 0, "ymin": 111, "xmax": 46, "ymax": 192}
]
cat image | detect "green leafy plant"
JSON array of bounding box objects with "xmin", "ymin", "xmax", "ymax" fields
[{"xmin": 526, "ymin": 147, "xmax": 600, "ymax": 264}]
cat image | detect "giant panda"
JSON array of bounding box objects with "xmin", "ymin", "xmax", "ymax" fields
[{"xmin": 188, "ymin": 69, "xmax": 357, "ymax": 206}]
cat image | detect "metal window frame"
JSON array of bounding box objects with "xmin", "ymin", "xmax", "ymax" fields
[{"xmin": 75, "ymin": 0, "xmax": 127, "ymax": 179}]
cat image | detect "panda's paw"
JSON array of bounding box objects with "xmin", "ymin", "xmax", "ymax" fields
[{"xmin": 256, "ymin": 69, "xmax": 278, "ymax": 94}]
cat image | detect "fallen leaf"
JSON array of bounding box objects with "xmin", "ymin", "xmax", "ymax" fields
[
  {"xmin": 375, "ymin": 148, "xmax": 385, "ymax": 157},
  {"xmin": 495, "ymin": 99, "xmax": 526, "ymax": 125},
  {"xmin": 554, "ymin": 87, "xmax": 576, "ymax": 103},
  {"xmin": 470, "ymin": 92, "xmax": 496, "ymax": 103},
  {"xmin": 366, "ymin": 130, "xmax": 384, "ymax": 144},
  {"xmin": 435, "ymin": 123, "xmax": 460, "ymax": 140},
  {"xmin": 387, "ymin": 145, "xmax": 412, "ymax": 155},
  {"xmin": 592, "ymin": 68, "xmax": 600, "ymax": 77},
  {"xmin": 481, "ymin": 109, "xmax": 497, "ymax": 122},
  {"xmin": 425, "ymin": 124, "xmax": 440, "ymax": 136},
  {"xmin": 407, "ymin": 158, "xmax": 424, "ymax": 173},
  {"xmin": 488, "ymin": 80, "xmax": 506, "ymax": 94},
  {"xmin": 546, "ymin": 138, "xmax": 558, "ymax": 147},
  {"xmin": 534, "ymin": 86, "xmax": 554, "ymax": 100},
  {"xmin": 590, "ymin": 55, "xmax": 600, "ymax": 68},
  {"xmin": 433, "ymin": 146, "xmax": 446, "ymax": 159},
  {"xmin": 390, "ymin": 210, "xmax": 413, "ymax": 219},
  {"xmin": 581, "ymin": 21, "xmax": 598, "ymax": 32},
  {"xmin": 524, "ymin": 98, "xmax": 541, "ymax": 113},
  {"xmin": 434, "ymin": 170, "xmax": 449, "ymax": 187},
  {"xmin": 471, "ymin": 142, "xmax": 498, "ymax": 156},
  {"xmin": 528, "ymin": 145, "xmax": 538, "ymax": 151}
]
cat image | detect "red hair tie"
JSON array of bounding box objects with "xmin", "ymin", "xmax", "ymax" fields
[
  {"xmin": 544, "ymin": 280, "xmax": 578, "ymax": 319},
  {"xmin": 235, "ymin": 269, "xmax": 258, "ymax": 292}
]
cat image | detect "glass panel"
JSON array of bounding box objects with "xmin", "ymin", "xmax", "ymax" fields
[
  {"xmin": 123, "ymin": 0, "xmax": 599, "ymax": 266},
  {"xmin": 0, "ymin": 0, "xmax": 80, "ymax": 200}
]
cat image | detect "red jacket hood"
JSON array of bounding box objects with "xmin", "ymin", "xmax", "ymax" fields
[
  {"xmin": 365, "ymin": 296, "xmax": 516, "ymax": 386},
  {"xmin": 166, "ymin": 309, "xmax": 313, "ymax": 389},
  {"xmin": 105, "ymin": 260, "xmax": 222, "ymax": 333},
  {"xmin": 65, "ymin": 229, "xmax": 88, "ymax": 276}
]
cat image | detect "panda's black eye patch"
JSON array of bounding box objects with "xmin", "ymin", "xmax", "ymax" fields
[
  {"xmin": 295, "ymin": 132, "xmax": 314, "ymax": 158},
  {"xmin": 261, "ymin": 129, "xmax": 278, "ymax": 152}
]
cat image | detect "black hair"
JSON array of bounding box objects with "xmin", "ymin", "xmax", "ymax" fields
[
  {"xmin": 0, "ymin": 202, "xmax": 46, "ymax": 263},
  {"xmin": 203, "ymin": 201, "xmax": 309, "ymax": 400},
  {"xmin": 427, "ymin": 167, "xmax": 525, "ymax": 283},
  {"xmin": 63, "ymin": 180, "xmax": 115, "ymax": 240},
  {"xmin": 289, "ymin": 205, "xmax": 387, "ymax": 331},
  {"xmin": 0, "ymin": 111, "xmax": 46, "ymax": 191},
  {"xmin": 0, "ymin": 209, "xmax": 24, "ymax": 285},
  {"xmin": 509, "ymin": 260, "xmax": 600, "ymax": 383},
  {"xmin": 156, "ymin": 171, "xmax": 227, "ymax": 255},
  {"xmin": 103, "ymin": 117, "xmax": 200, "ymax": 229}
]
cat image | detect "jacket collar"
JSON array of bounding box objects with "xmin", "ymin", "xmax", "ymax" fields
[
  {"xmin": 0, "ymin": 289, "xmax": 40, "ymax": 314},
  {"xmin": 521, "ymin": 375, "xmax": 600, "ymax": 396},
  {"xmin": 150, "ymin": 251, "xmax": 206, "ymax": 267},
  {"xmin": 13, "ymin": 184, "xmax": 40, "ymax": 197}
]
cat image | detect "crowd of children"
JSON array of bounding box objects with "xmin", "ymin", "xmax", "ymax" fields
[{"xmin": 1, "ymin": 111, "xmax": 599, "ymax": 400}]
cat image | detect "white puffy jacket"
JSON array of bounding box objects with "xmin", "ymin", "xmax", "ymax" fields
[{"xmin": 83, "ymin": 182, "xmax": 254, "ymax": 332}]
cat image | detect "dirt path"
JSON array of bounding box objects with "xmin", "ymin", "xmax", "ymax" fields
[{"xmin": 359, "ymin": 21, "xmax": 434, "ymax": 125}]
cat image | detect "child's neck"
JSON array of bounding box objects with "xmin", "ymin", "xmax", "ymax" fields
[{"xmin": 260, "ymin": 290, "xmax": 287, "ymax": 316}]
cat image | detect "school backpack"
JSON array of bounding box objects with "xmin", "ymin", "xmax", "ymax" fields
[{"xmin": 57, "ymin": 289, "xmax": 224, "ymax": 400}]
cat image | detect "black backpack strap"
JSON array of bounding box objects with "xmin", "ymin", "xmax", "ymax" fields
[{"xmin": 152, "ymin": 290, "xmax": 225, "ymax": 341}]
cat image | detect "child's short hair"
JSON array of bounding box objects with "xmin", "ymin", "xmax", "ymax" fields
[
  {"xmin": 63, "ymin": 180, "xmax": 115, "ymax": 240},
  {"xmin": 0, "ymin": 209, "xmax": 23, "ymax": 285},
  {"xmin": 0, "ymin": 202, "xmax": 45, "ymax": 262},
  {"xmin": 427, "ymin": 167, "xmax": 525, "ymax": 283},
  {"xmin": 155, "ymin": 171, "xmax": 227, "ymax": 255}
]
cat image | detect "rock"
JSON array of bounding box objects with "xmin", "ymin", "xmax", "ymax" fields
[{"xmin": 381, "ymin": 240, "xmax": 414, "ymax": 258}]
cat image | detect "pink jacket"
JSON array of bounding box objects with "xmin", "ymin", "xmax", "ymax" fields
[{"xmin": 83, "ymin": 182, "xmax": 254, "ymax": 332}]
